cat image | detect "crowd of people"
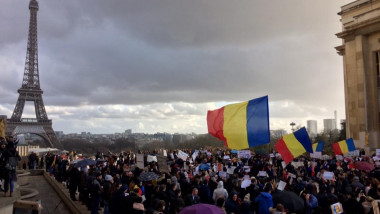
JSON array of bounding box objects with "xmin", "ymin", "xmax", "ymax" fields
[{"xmin": 4, "ymin": 141, "xmax": 380, "ymax": 214}]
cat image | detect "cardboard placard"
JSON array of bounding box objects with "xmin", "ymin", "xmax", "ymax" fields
[{"xmin": 157, "ymin": 155, "xmax": 168, "ymax": 173}]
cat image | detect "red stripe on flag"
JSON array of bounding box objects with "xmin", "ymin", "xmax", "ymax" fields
[
  {"xmin": 275, "ymin": 138, "xmax": 294, "ymax": 164},
  {"xmin": 207, "ymin": 107, "xmax": 228, "ymax": 147},
  {"xmin": 332, "ymin": 142, "xmax": 342, "ymax": 155}
]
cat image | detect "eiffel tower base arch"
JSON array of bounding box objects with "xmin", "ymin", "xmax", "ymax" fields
[{"xmin": 6, "ymin": 120, "xmax": 63, "ymax": 149}]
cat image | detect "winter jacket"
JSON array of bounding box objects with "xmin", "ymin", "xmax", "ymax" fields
[{"xmin": 254, "ymin": 192, "xmax": 273, "ymax": 214}]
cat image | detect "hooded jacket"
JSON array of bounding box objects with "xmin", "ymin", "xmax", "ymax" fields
[
  {"xmin": 254, "ymin": 192, "xmax": 273, "ymax": 214},
  {"xmin": 213, "ymin": 181, "xmax": 229, "ymax": 202}
]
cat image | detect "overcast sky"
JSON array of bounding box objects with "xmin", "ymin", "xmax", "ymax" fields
[{"xmin": 0, "ymin": 0, "xmax": 353, "ymax": 134}]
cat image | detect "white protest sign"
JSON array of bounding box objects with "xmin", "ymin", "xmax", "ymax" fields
[
  {"xmin": 270, "ymin": 153, "xmax": 275, "ymax": 158},
  {"xmin": 241, "ymin": 179, "xmax": 251, "ymax": 188},
  {"xmin": 258, "ymin": 171, "xmax": 268, "ymax": 177},
  {"xmin": 281, "ymin": 161, "xmax": 286, "ymax": 169},
  {"xmin": 287, "ymin": 172, "xmax": 296, "ymax": 178},
  {"xmin": 331, "ymin": 202, "xmax": 344, "ymax": 214},
  {"xmin": 192, "ymin": 150, "xmax": 199, "ymax": 161},
  {"xmin": 377, "ymin": 149, "xmax": 380, "ymax": 156},
  {"xmin": 323, "ymin": 171, "xmax": 334, "ymax": 180},
  {"xmin": 223, "ymin": 155, "xmax": 230, "ymax": 160},
  {"xmin": 227, "ymin": 166, "xmax": 236, "ymax": 174},
  {"xmin": 163, "ymin": 150, "xmax": 167, "ymax": 157},
  {"xmin": 291, "ymin": 162, "xmax": 304, "ymax": 168},
  {"xmin": 277, "ymin": 180, "xmax": 286, "ymax": 191},
  {"xmin": 147, "ymin": 155, "xmax": 157, "ymax": 162},
  {"xmin": 238, "ymin": 150, "xmax": 251, "ymax": 159},
  {"xmin": 170, "ymin": 153, "xmax": 174, "ymax": 160},
  {"xmin": 310, "ymin": 152, "xmax": 322, "ymax": 159},
  {"xmin": 219, "ymin": 171, "xmax": 227, "ymax": 179},
  {"xmin": 178, "ymin": 150, "xmax": 189, "ymax": 161},
  {"xmin": 136, "ymin": 154, "xmax": 144, "ymax": 168},
  {"xmin": 374, "ymin": 156, "xmax": 380, "ymax": 161},
  {"xmin": 336, "ymin": 155, "xmax": 343, "ymax": 160}
]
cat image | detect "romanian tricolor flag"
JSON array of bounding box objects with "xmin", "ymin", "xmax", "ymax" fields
[
  {"xmin": 275, "ymin": 127, "xmax": 313, "ymax": 164},
  {"xmin": 207, "ymin": 96, "xmax": 270, "ymax": 150},
  {"xmin": 332, "ymin": 138, "xmax": 356, "ymax": 155},
  {"xmin": 312, "ymin": 141, "xmax": 325, "ymax": 153}
]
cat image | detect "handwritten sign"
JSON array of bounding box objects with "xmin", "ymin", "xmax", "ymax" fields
[
  {"xmin": 147, "ymin": 155, "xmax": 157, "ymax": 162},
  {"xmin": 178, "ymin": 150, "xmax": 189, "ymax": 161},
  {"xmin": 258, "ymin": 171, "xmax": 268, "ymax": 177},
  {"xmin": 219, "ymin": 171, "xmax": 227, "ymax": 179},
  {"xmin": 223, "ymin": 155, "xmax": 230, "ymax": 160},
  {"xmin": 323, "ymin": 171, "xmax": 334, "ymax": 180},
  {"xmin": 310, "ymin": 152, "xmax": 322, "ymax": 159},
  {"xmin": 238, "ymin": 150, "xmax": 251, "ymax": 159}
]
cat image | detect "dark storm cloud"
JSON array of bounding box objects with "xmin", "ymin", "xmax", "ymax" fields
[{"xmin": 0, "ymin": 0, "xmax": 352, "ymax": 133}]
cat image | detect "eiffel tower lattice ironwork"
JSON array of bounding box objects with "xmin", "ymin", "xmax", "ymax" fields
[{"xmin": 6, "ymin": 0, "xmax": 62, "ymax": 149}]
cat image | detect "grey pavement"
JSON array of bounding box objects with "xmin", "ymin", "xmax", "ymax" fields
[{"xmin": 24, "ymin": 175, "xmax": 72, "ymax": 214}]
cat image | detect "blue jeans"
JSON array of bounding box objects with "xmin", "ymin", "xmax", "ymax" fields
[
  {"xmin": 103, "ymin": 201, "xmax": 109, "ymax": 214},
  {"xmin": 4, "ymin": 178, "xmax": 14, "ymax": 193}
]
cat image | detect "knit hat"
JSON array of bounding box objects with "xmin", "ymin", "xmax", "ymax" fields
[{"xmin": 244, "ymin": 193, "xmax": 250, "ymax": 200}]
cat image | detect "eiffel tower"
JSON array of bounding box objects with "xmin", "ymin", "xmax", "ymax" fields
[{"xmin": 6, "ymin": 0, "xmax": 62, "ymax": 149}]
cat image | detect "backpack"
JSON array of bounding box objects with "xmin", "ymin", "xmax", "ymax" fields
[{"xmin": 5, "ymin": 156, "xmax": 18, "ymax": 171}]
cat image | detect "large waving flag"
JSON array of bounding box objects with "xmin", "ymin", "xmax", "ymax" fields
[
  {"xmin": 332, "ymin": 138, "xmax": 355, "ymax": 155},
  {"xmin": 312, "ymin": 141, "xmax": 325, "ymax": 153},
  {"xmin": 275, "ymin": 127, "xmax": 312, "ymax": 164},
  {"xmin": 207, "ymin": 96, "xmax": 270, "ymax": 150}
]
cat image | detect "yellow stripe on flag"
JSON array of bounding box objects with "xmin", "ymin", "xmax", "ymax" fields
[
  {"xmin": 312, "ymin": 143, "xmax": 317, "ymax": 152},
  {"xmin": 283, "ymin": 134, "xmax": 306, "ymax": 158},
  {"xmin": 338, "ymin": 140, "xmax": 349, "ymax": 154},
  {"xmin": 223, "ymin": 101, "xmax": 249, "ymax": 150}
]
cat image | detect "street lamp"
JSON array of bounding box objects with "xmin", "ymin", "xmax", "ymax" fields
[{"xmin": 290, "ymin": 122, "xmax": 296, "ymax": 132}]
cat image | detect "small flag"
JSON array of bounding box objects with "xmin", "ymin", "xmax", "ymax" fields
[
  {"xmin": 275, "ymin": 127, "xmax": 312, "ymax": 164},
  {"xmin": 312, "ymin": 141, "xmax": 325, "ymax": 153},
  {"xmin": 207, "ymin": 96, "xmax": 270, "ymax": 150},
  {"xmin": 332, "ymin": 138, "xmax": 355, "ymax": 155}
]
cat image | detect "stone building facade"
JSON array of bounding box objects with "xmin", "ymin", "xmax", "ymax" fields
[{"xmin": 336, "ymin": 0, "xmax": 380, "ymax": 151}]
